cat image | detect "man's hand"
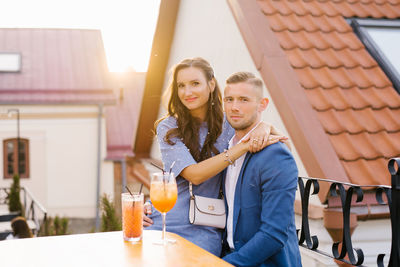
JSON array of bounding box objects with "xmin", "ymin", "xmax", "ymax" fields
[{"xmin": 143, "ymin": 202, "xmax": 153, "ymax": 227}]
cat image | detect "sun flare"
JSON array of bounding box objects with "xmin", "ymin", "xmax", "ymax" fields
[{"xmin": 0, "ymin": 0, "xmax": 161, "ymax": 73}]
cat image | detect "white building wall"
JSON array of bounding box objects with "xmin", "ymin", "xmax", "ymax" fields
[
  {"xmin": 150, "ymin": 0, "xmax": 308, "ymax": 178},
  {"xmin": 352, "ymin": 219, "xmax": 391, "ymax": 266},
  {"xmin": 0, "ymin": 105, "xmax": 114, "ymax": 218}
]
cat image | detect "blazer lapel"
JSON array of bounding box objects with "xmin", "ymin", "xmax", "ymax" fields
[{"xmin": 232, "ymin": 153, "xmax": 252, "ymax": 241}]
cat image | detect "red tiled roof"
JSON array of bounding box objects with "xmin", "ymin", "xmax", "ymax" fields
[
  {"xmin": 0, "ymin": 28, "xmax": 115, "ymax": 104},
  {"xmin": 105, "ymin": 72, "xmax": 146, "ymax": 160},
  {"xmin": 258, "ymin": 0, "xmax": 400, "ymax": 185},
  {"xmin": 0, "ymin": 89, "xmax": 115, "ymax": 105}
]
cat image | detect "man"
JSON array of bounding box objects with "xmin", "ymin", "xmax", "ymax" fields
[{"xmin": 222, "ymin": 72, "xmax": 301, "ymax": 266}]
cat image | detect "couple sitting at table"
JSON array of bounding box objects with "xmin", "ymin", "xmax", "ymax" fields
[{"xmin": 144, "ymin": 58, "xmax": 301, "ymax": 267}]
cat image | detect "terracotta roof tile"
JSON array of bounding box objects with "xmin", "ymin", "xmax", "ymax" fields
[
  {"xmin": 295, "ymin": 66, "xmax": 392, "ymax": 89},
  {"xmin": 257, "ymin": 0, "xmax": 400, "ymax": 186},
  {"xmin": 303, "ymin": 1, "xmax": 342, "ymax": 16},
  {"xmin": 268, "ymin": 13, "xmax": 352, "ymax": 33},
  {"xmin": 317, "ymin": 109, "xmax": 365, "ymax": 134},
  {"xmin": 342, "ymin": 158, "xmax": 390, "ymax": 185},
  {"xmin": 346, "ymin": 1, "xmax": 374, "ymax": 17},
  {"xmin": 362, "ymin": 86, "xmax": 400, "ymax": 108},
  {"xmin": 330, "ymin": 132, "xmax": 380, "ymax": 160},
  {"xmin": 305, "ymin": 86, "xmax": 400, "ymax": 110},
  {"xmin": 346, "ymin": 66, "xmax": 392, "ymax": 88},
  {"xmin": 295, "ymin": 67, "xmax": 335, "ymax": 88},
  {"xmin": 386, "ymin": 0, "xmax": 400, "ymax": 5},
  {"xmin": 362, "ymin": 3, "xmax": 389, "ymax": 17},
  {"xmin": 287, "ymin": 48, "xmax": 377, "ymax": 68},
  {"xmin": 260, "ymin": 0, "xmax": 293, "ymax": 15},
  {"xmin": 370, "ymin": 2, "xmax": 398, "ymax": 16},
  {"xmin": 309, "ymin": 1, "xmax": 348, "ymax": 17},
  {"xmin": 261, "ymin": 0, "xmax": 400, "ymax": 18},
  {"xmin": 317, "ymin": 0, "xmax": 400, "ymax": 18},
  {"xmin": 318, "ymin": 108, "xmax": 400, "ymax": 134},
  {"xmin": 373, "ymin": 107, "xmax": 400, "ymax": 130},
  {"xmin": 375, "ymin": 4, "xmax": 400, "ymax": 18},
  {"xmin": 259, "ymin": 0, "xmax": 342, "ymax": 16},
  {"xmin": 275, "ymin": 30, "xmax": 364, "ymax": 50},
  {"xmin": 294, "ymin": 67, "xmax": 349, "ymax": 88},
  {"xmin": 329, "ymin": 131, "xmax": 400, "ymax": 160},
  {"xmin": 305, "ymin": 87, "xmax": 351, "ymax": 110}
]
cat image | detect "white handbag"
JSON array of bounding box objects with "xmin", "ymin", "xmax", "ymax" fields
[{"xmin": 188, "ymin": 182, "xmax": 226, "ymax": 229}]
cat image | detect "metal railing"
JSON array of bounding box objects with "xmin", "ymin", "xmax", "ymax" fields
[
  {"xmin": 297, "ymin": 158, "xmax": 399, "ymax": 266},
  {"xmin": 0, "ymin": 186, "xmax": 47, "ymax": 235}
]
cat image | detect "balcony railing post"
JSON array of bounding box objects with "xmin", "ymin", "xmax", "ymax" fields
[
  {"xmin": 388, "ymin": 158, "xmax": 400, "ymax": 267},
  {"xmin": 329, "ymin": 183, "xmax": 364, "ymax": 265},
  {"xmin": 297, "ymin": 178, "xmax": 319, "ymax": 250}
]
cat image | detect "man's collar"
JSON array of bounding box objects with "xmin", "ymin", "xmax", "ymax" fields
[{"xmin": 230, "ymin": 120, "xmax": 262, "ymax": 147}]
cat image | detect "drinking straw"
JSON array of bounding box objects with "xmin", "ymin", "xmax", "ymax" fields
[
  {"xmin": 125, "ymin": 186, "xmax": 136, "ymax": 208},
  {"xmin": 169, "ymin": 161, "xmax": 176, "ymax": 175},
  {"xmin": 125, "ymin": 186, "xmax": 134, "ymax": 196},
  {"xmin": 139, "ymin": 183, "xmax": 144, "ymax": 195},
  {"xmin": 150, "ymin": 162, "xmax": 165, "ymax": 175}
]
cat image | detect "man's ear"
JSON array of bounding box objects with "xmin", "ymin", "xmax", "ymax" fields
[
  {"xmin": 208, "ymin": 78, "xmax": 216, "ymax": 93},
  {"xmin": 258, "ymin": 97, "xmax": 269, "ymax": 112}
]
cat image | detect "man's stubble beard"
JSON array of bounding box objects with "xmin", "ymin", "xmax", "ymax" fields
[{"xmin": 229, "ymin": 112, "xmax": 258, "ymax": 131}]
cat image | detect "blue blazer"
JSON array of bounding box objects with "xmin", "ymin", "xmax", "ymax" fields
[{"xmin": 222, "ymin": 142, "xmax": 302, "ymax": 267}]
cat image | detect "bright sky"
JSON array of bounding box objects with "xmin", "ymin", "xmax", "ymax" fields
[{"xmin": 0, "ymin": 0, "xmax": 161, "ymax": 72}]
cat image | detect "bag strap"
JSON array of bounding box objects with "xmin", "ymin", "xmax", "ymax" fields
[
  {"xmin": 189, "ymin": 181, "xmax": 224, "ymax": 199},
  {"xmin": 189, "ymin": 182, "xmax": 194, "ymax": 199}
]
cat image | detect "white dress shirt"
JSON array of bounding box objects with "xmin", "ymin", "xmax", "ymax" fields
[{"xmin": 225, "ymin": 122, "xmax": 261, "ymax": 249}]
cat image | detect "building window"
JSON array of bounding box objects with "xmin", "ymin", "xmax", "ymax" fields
[
  {"xmin": 350, "ymin": 19, "xmax": 400, "ymax": 94},
  {"xmin": 3, "ymin": 138, "xmax": 29, "ymax": 178},
  {"xmin": 0, "ymin": 53, "xmax": 21, "ymax": 72}
]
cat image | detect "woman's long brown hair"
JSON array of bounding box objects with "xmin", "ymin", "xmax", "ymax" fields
[
  {"xmin": 11, "ymin": 216, "xmax": 33, "ymax": 238},
  {"xmin": 155, "ymin": 57, "xmax": 223, "ymax": 162}
]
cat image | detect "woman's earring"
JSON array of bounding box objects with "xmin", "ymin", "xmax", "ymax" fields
[{"xmin": 209, "ymin": 91, "xmax": 214, "ymax": 106}]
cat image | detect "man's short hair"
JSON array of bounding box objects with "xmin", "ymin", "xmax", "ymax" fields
[{"xmin": 226, "ymin": 72, "xmax": 264, "ymax": 98}]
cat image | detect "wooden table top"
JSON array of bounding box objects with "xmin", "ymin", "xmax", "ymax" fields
[{"xmin": 0, "ymin": 230, "xmax": 233, "ymax": 267}]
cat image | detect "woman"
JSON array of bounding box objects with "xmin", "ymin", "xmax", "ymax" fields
[
  {"xmin": 145, "ymin": 57, "xmax": 285, "ymax": 255},
  {"xmin": 6, "ymin": 216, "xmax": 33, "ymax": 240}
]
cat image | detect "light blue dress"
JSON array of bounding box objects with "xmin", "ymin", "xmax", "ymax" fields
[{"xmin": 146, "ymin": 116, "xmax": 234, "ymax": 256}]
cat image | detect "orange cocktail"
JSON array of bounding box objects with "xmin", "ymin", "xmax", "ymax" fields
[
  {"xmin": 121, "ymin": 193, "xmax": 143, "ymax": 242},
  {"xmin": 150, "ymin": 172, "xmax": 177, "ymax": 244},
  {"xmin": 150, "ymin": 182, "xmax": 178, "ymax": 213}
]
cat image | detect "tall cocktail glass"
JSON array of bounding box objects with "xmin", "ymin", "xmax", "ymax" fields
[
  {"xmin": 150, "ymin": 172, "xmax": 177, "ymax": 244},
  {"xmin": 121, "ymin": 192, "xmax": 143, "ymax": 242}
]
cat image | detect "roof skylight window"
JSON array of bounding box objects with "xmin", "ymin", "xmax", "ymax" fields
[{"xmin": 350, "ymin": 19, "xmax": 400, "ymax": 94}]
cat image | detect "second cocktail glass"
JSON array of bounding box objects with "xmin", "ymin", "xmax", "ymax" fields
[
  {"xmin": 121, "ymin": 192, "xmax": 143, "ymax": 242},
  {"xmin": 150, "ymin": 172, "xmax": 178, "ymax": 245}
]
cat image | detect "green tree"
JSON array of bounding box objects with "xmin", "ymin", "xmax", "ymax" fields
[
  {"xmin": 100, "ymin": 194, "xmax": 121, "ymax": 232},
  {"xmin": 8, "ymin": 173, "xmax": 23, "ymax": 214}
]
